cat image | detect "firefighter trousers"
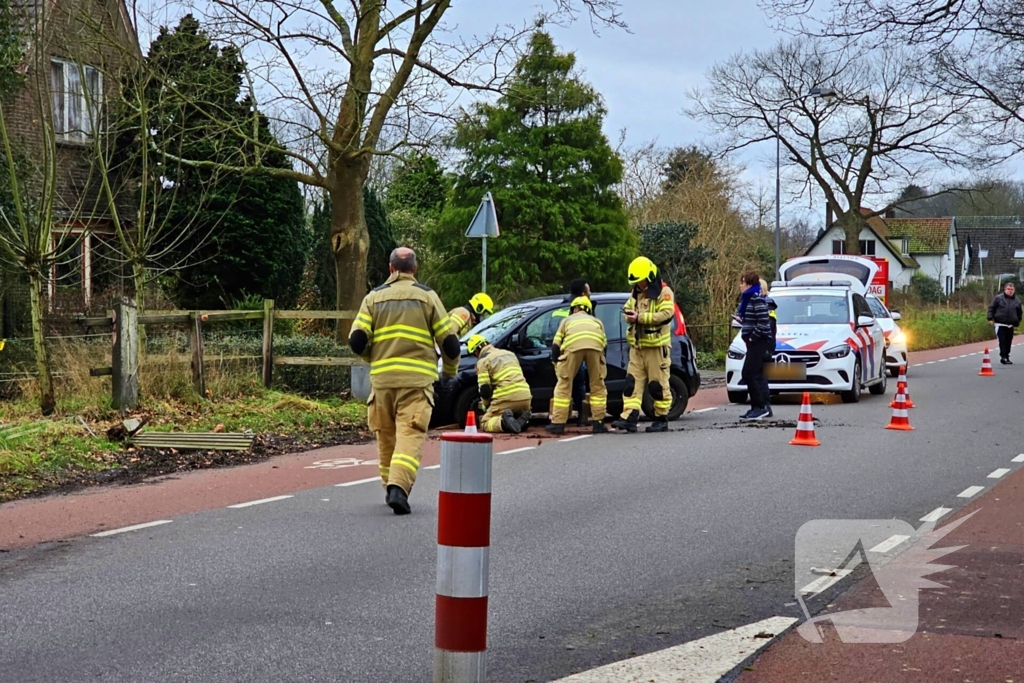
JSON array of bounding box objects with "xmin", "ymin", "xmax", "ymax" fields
[
  {"xmin": 481, "ymin": 397, "xmax": 532, "ymax": 433},
  {"xmin": 621, "ymin": 345, "xmax": 672, "ymax": 419},
  {"xmin": 552, "ymin": 349, "xmax": 607, "ymax": 424},
  {"xmin": 366, "ymin": 386, "xmax": 433, "ymax": 494}
]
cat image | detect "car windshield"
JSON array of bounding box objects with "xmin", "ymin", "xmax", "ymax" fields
[
  {"xmin": 463, "ymin": 304, "xmax": 538, "ymax": 343},
  {"xmin": 774, "ymin": 293, "xmax": 850, "ymax": 325},
  {"xmin": 867, "ymin": 297, "xmax": 891, "ymax": 319}
]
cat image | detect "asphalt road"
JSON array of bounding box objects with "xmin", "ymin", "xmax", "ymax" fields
[{"xmin": 2, "ymin": 347, "xmax": 1022, "ymax": 683}]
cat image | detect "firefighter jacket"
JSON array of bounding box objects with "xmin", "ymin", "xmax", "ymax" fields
[
  {"xmin": 552, "ymin": 311, "xmax": 607, "ymax": 360},
  {"xmin": 352, "ymin": 272, "xmax": 459, "ymax": 389},
  {"xmin": 447, "ymin": 305, "xmax": 476, "ymax": 338},
  {"xmin": 475, "ymin": 346, "xmax": 531, "ymax": 407},
  {"xmin": 624, "ymin": 283, "xmax": 675, "ymax": 349}
]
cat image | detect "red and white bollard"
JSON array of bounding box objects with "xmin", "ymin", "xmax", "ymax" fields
[{"xmin": 434, "ymin": 431, "xmax": 493, "ymax": 682}]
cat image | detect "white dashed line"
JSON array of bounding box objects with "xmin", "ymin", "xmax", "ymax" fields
[
  {"xmin": 868, "ymin": 534, "xmax": 911, "ymax": 553},
  {"xmin": 92, "ymin": 520, "xmax": 172, "ymax": 537},
  {"xmin": 423, "ymin": 464, "xmax": 441, "ymax": 470},
  {"xmin": 691, "ymin": 407, "xmax": 718, "ymax": 414},
  {"xmin": 988, "ymin": 468, "xmax": 1011, "ymax": 479},
  {"xmin": 958, "ymin": 486, "xmax": 985, "ymax": 498},
  {"xmin": 800, "ymin": 569, "xmax": 853, "ymax": 595},
  {"xmin": 1012, "ymin": 454, "xmax": 1024, "ymax": 463},
  {"xmin": 926, "ymin": 361, "xmax": 936, "ymax": 365},
  {"xmin": 911, "ymin": 363, "xmax": 923, "ymax": 367},
  {"xmin": 557, "ymin": 435, "xmax": 592, "ymax": 443},
  {"xmin": 497, "ymin": 446, "xmax": 536, "ymax": 454},
  {"xmin": 920, "ymin": 507, "xmax": 952, "ymax": 523},
  {"xmin": 937, "ymin": 358, "xmax": 947, "ymax": 362},
  {"xmin": 336, "ymin": 477, "xmax": 380, "ymax": 487},
  {"xmin": 227, "ymin": 495, "xmax": 294, "ymax": 509}
]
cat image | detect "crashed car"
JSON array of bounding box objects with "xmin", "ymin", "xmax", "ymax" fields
[{"xmin": 430, "ymin": 292, "xmax": 701, "ymax": 428}]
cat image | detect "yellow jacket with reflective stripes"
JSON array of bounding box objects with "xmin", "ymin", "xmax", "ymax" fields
[
  {"xmin": 475, "ymin": 346, "xmax": 531, "ymax": 406},
  {"xmin": 353, "ymin": 272, "xmax": 458, "ymax": 389},
  {"xmin": 625, "ymin": 284, "xmax": 675, "ymax": 348},
  {"xmin": 552, "ymin": 311, "xmax": 606, "ymax": 357},
  {"xmin": 447, "ymin": 306, "xmax": 475, "ymax": 338}
]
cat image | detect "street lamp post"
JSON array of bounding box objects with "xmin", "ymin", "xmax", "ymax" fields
[{"xmin": 775, "ymin": 87, "xmax": 835, "ymax": 280}]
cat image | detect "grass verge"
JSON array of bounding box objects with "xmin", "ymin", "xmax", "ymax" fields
[{"xmin": 900, "ymin": 311, "xmax": 994, "ymax": 351}]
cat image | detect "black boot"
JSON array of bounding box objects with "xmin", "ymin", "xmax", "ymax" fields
[
  {"xmin": 592, "ymin": 420, "xmax": 608, "ymax": 434},
  {"xmin": 501, "ymin": 408, "xmax": 521, "ymax": 434},
  {"xmin": 516, "ymin": 411, "xmax": 532, "ymax": 432},
  {"xmin": 611, "ymin": 410, "xmax": 639, "ymax": 433},
  {"xmin": 645, "ymin": 417, "xmax": 668, "ymax": 433},
  {"xmin": 386, "ymin": 485, "xmax": 411, "ymax": 515},
  {"xmin": 545, "ymin": 423, "xmax": 565, "ymax": 435}
]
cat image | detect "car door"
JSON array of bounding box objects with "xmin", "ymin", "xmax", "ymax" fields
[
  {"xmin": 513, "ymin": 304, "xmax": 570, "ymax": 404},
  {"xmin": 852, "ymin": 293, "xmax": 883, "ymax": 382},
  {"xmin": 594, "ymin": 301, "xmax": 628, "ymax": 393}
]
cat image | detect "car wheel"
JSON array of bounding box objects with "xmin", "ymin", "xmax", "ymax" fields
[
  {"xmin": 727, "ymin": 390, "xmax": 748, "ymax": 404},
  {"xmin": 869, "ymin": 362, "xmax": 887, "ymax": 395},
  {"xmin": 453, "ymin": 387, "xmax": 479, "ymax": 428},
  {"xmin": 841, "ymin": 360, "xmax": 862, "ymax": 403},
  {"xmin": 641, "ymin": 374, "xmax": 689, "ymax": 421}
]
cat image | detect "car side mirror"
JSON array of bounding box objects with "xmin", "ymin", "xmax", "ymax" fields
[
  {"xmin": 891, "ymin": 311, "xmax": 902, "ymax": 321},
  {"xmin": 857, "ymin": 315, "xmax": 875, "ymax": 328}
]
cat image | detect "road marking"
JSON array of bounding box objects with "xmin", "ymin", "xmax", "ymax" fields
[
  {"xmin": 988, "ymin": 468, "xmax": 1011, "ymax": 479},
  {"xmin": 550, "ymin": 616, "xmax": 798, "ymax": 683},
  {"xmin": 497, "ymin": 446, "xmax": 536, "ymax": 454},
  {"xmin": 958, "ymin": 486, "xmax": 985, "ymax": 498},
  {"xmin": 925, "ymin": 361, "xmax": 936, "ymax": 365},
  {"xmin": 557, "ymin": 435, "xmax": 592, "ymax": 443},
  {"xmin": 920, "ymin": 507, "xmax": 952, "ymax": 523},
  {"xmin": 91, "ymin": 520, "xmax": 172, "ymax": 537},
  {"xmin": 691, "ymin": 407, "xmax": 717, "ymax": 413},
  {"xmin": 423, "ymin": 464, "xmax": 441, "ymax": 470},
  {"xmin": 1013, "ymin": 454, "xmax": 1024, "ymax": 463},
  {"xmin": 227, "ymin": 495, "xmax": 293, "ymax": 509},
  {"xmin": 800, "ymin": 569, "xmax": 853, "ymax": 595},
  {"xmin": 937, "ymin": 358, "xmax": 947, "ymax": 362},
  {"xmin": 305, "ymin": 457, "xmax": 377, "ymax": 470},
  {"xmin": 869, "ymin": 534, "xmax": 911, "ymax": 553},
  {"xmin": 336, "ymin": 477, "xmax": 380, "ymax": 487}
]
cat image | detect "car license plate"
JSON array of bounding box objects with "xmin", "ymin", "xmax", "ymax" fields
[{"xmin": 765, "ymin": 362, "xmax": 807, "ymax": 381}]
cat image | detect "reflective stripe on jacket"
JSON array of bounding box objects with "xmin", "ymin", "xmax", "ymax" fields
[
  {"xmin": 625, "ymin": 285, "xmax": 675, "ymax": 348},
  {"xmin": 353, "ymin": 272, "xmax": 455, "ymax": 389},
  {"xmin": 447, "ymin": 306, "xmax": 475, "ymax": 338},
  {"xmin": 553, "ymin": 311, "xmax": 607, "ymax": 356},
  {"xmin": 476, "ymin": 346, "xmax": 531, "ymax": 404}
]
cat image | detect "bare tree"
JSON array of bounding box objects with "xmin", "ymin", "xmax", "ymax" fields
[
  {"xmin": 689, "ymin": 38, "xmax": 980, "ymax": 255},
  {"xmin": 154, "ymin": 0, "xmax": 624, "ymax": 333}
]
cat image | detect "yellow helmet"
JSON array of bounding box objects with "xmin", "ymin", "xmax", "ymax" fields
[
  {"xmin": 469, "ymin": 292, "xmax": 494, "ymax": 316},
  {"xmin": 627, "ymin": 256, "xmax": 657, "ymax": 285},
  {"xmin": 570, "ymin": 296, "xmax": 593, "ymax": 313},
  {"xmin": 466, "ymin": 334, "xmax": 489, "ymax": 355}
]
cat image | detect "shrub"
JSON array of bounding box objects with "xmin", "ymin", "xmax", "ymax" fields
[
  {"xmin": 900, "ymin": 311, "xmax": 993, "ymax": 350},
  {"xmin": 910, "ymin": 272, "xmax": 945, "ymax": 304}
]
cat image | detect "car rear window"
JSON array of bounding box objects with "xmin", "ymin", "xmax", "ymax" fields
[{"xmin": 774, "ymin": 294, "xmax": 849, "ymax": 325}]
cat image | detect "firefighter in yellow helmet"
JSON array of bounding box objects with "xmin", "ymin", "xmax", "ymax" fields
[
  {"xmin": 611, "ymin": 256, "xmax": 676, "ymax": 433},
  {"xmin": 545, "ymin": 296, "xmax": 608, "ymax": 435},
  {"xmin": 449, "ymin": 292, "xmax": 494, "ymax": 337},
  {"xmin": 467, "ymin": 334, "xmax": 533, "ymax": 433},
  {"xmin": 349, "ymin": 247, "xmax": 461, "ymax": 515}
]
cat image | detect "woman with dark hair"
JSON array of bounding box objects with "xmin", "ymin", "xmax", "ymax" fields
[{"xmin": 735, "ymin": 270, "xmax": 772, "ymax": 421}]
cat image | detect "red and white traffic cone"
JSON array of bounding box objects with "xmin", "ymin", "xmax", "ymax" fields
[
  {"xmin": 789, "ymin": 392, "xmax": 820, "ymax": 447},
  {"xmin": 898, "ymin": 366, "xmax": 915, "ymax": 408},
  {"xmin": 980, "ymin": 348, "xmax": 995, "ymax": 377},
  {"xmin": 464, "ymin": 410, "xmax": 478, "ymax": 434},
  {"xmin": 885, "ymin": 386, "xmax": 914, "ymax": 431}
]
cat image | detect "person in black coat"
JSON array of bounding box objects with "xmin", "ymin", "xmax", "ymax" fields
[{"xmin": 988, "ymin": 282, "xmax": 1023, "ymax": 364}]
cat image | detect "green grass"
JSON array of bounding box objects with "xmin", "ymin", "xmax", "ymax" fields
[{"xmin": 900, "ymin": 311, "xmax": 994, "ymax": 351}]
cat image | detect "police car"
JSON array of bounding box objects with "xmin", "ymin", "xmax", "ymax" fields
[
  {"xmin": 725, "ymin": 256, "xmax": 888, "ymax": 404},
  {"xmin": 867, "ymin": 294, "xmax": 908, "ymax": 376}
]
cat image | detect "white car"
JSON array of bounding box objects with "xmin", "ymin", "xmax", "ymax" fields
[
  {"xmin": 726, "ymin": 256, "xmax": 888, "ymax": 404},
  {"xmin": 867, "ymin": 295, "xmax": 908, "ymax": 376}
]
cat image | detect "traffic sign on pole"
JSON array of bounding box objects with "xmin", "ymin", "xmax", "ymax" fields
[{"xmin": 465, "ymin": 192, "xmax": 499, "ymax": 293}]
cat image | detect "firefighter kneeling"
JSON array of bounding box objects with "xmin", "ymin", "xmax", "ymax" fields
[
  {"xmin": 612, "ymin": 256, "xmax": 675, "ymax": 433},
  {"xmin": 467, "ymin": 334, "xmax": 533, "ymax": 433},
  {"xmin": 546, "ymin": 296, "xmax": 608, "ymax": 435}
]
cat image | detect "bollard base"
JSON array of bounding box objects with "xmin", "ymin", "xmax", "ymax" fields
[{"xmin": 434, "ymin": 649, "xmax": 485, "ymax": 683}]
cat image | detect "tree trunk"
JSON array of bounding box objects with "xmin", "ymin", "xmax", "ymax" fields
[
  {"xmin": 27, "ymin": 272, "xmax": 56, "ymax": 415},
  {"xmin": 132, "ymin": 261, "xmax": 148, "ymax": 353},
  {"xmin": 329, "ymin": 159, "xmax": 371, "ymax": 339},
  {"xmin": 838, "ymin": 211, "xmax": 864, "ymax": 255}
]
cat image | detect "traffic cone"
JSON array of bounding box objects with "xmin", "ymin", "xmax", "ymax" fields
[
  {"xmin": 464, "ymin": 410, "xmax": 478, "ymax": 434},
  {"xmin": 789, "ymin": 392, "xmax": 820, "ymax": 447},
  {"xmin": 980, "ymin": 348, "xmax": 995, "ymax": 376},
  {"xmin": 898, "ymin": 366, "xmax": 915, "ymax": 408},
  {"xmin": 885, "ymin": 386, "xmax": 914, "ymax": 431}
]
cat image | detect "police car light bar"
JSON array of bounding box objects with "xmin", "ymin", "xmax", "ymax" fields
[{"xmin": 770, "ymin": 280, "xmax": 854, "ymax": 289}]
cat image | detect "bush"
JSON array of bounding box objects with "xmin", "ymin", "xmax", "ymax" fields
[
  {"xmin": 900, "ymin": 311, "xmax": 993, "ymax": 350},
  {"xmin": 910, "ymin": 272, "xmax": 945, "ymax": 304}
]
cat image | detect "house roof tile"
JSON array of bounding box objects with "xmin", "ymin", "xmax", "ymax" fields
[{"xmin": 882, "ymin": 218, "xmax": 953, "ymax": 254}]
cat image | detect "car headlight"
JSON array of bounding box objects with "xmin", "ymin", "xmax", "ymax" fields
[
  {"xmin": 823, "ymin": 344, "xmax": 851, "ymax": 359},
  {"xmin": 727, "ymin": 349, "xmax": 745, "ymax": 360},
  {"xmin": 891, "ymin": 332, "xmax": 907, "ymax": 345}
]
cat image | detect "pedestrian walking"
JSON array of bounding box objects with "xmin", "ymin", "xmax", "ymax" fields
[
  {"xmin": 736, "ymin": 270, "xmax": 773, "ymax": 420},
  {"xmin": 349, "ymin": 247, "xmax": 461, "ymax": 515},
  {"xmin": 545, "ymin": 296, "xmax": 608, "ymax": 435},
  {"xmin": 988, "ymin": 282, "xmax": 1022, "ymax": 364},
  {"xmin": 611, "ymin": 257, "xmax": 676, "ymax": 433},
  {"xmin": 466, "ymin": 334, "xmax": 533, "ymax": 433}
]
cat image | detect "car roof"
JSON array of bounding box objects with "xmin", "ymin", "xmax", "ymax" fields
[
  {"xmin": 771, "ymin": 287, "xmax": 851, "ymax": 296},
  {"xmin": 513, "ymin": 292, "xmax": 628, "ymax": 306}
]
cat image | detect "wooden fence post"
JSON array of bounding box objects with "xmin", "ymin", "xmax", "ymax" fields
[
  {"xmin": 111, "ymin": 298, "xmax": 139, "ymax": 412},
  {"xmin": 262, "ymin": 299, "xmax": 275, "ymax": 389},
  {"xmin": 190, "ymin": 312, "xmax": 206, "ymax": 397}
]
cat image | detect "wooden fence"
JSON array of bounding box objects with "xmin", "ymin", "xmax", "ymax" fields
[{"xmin": 75, "ymin": 298, "xmax": 360, "ymax": 411}]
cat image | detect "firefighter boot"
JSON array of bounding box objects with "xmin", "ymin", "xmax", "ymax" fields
[
  {"xmin": 501, "ymin": 409, "xmax": 522, "ymax": 434},
  {"xmin": 516, "ymin": 411, "xmax": 532, "ymax": 432},
  {"xmin": 612, "ymin": 410, "xmax": 639, "ymax": 433},
  {"xmin": 592, "ymin": 420, "xmax": 608, "ymax": 434},
  {"xmin": 545, "ymin": 422, "xmax": 565, "ymax": 435},
  {"xmin": 645, "ymin": 417, "xmax": 669, "ymax": 433},
  {"xmin": 386, "ymin": 485, "xmax": 411, "ymax": 515}
]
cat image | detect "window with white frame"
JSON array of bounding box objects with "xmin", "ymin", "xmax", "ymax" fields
[{"xmin": 51, "ymin": 59, "xmax": 102, "ymax": 142}]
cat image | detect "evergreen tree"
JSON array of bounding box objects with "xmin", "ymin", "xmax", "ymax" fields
[{"xmin": 425, "ymin": 32, "xmax": 636, "ymax": 306}]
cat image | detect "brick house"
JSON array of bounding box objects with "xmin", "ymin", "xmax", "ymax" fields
[{"xmin": 0, "ymin": 0, "xmax": 139, "ymax": 336}]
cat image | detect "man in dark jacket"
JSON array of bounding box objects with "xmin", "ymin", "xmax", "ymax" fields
[
  {"xmin": 736, "ymin": 270, "xmax": 773, "ymax": 420},
  {"xmin": 988, "ymin": 282, "xmax": 1023, "ymax": 364}
]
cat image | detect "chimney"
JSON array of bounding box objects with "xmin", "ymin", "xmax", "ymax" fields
[{"xmin": 825, "ymin": 204, "xmax": 833, "ymax": 227}]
